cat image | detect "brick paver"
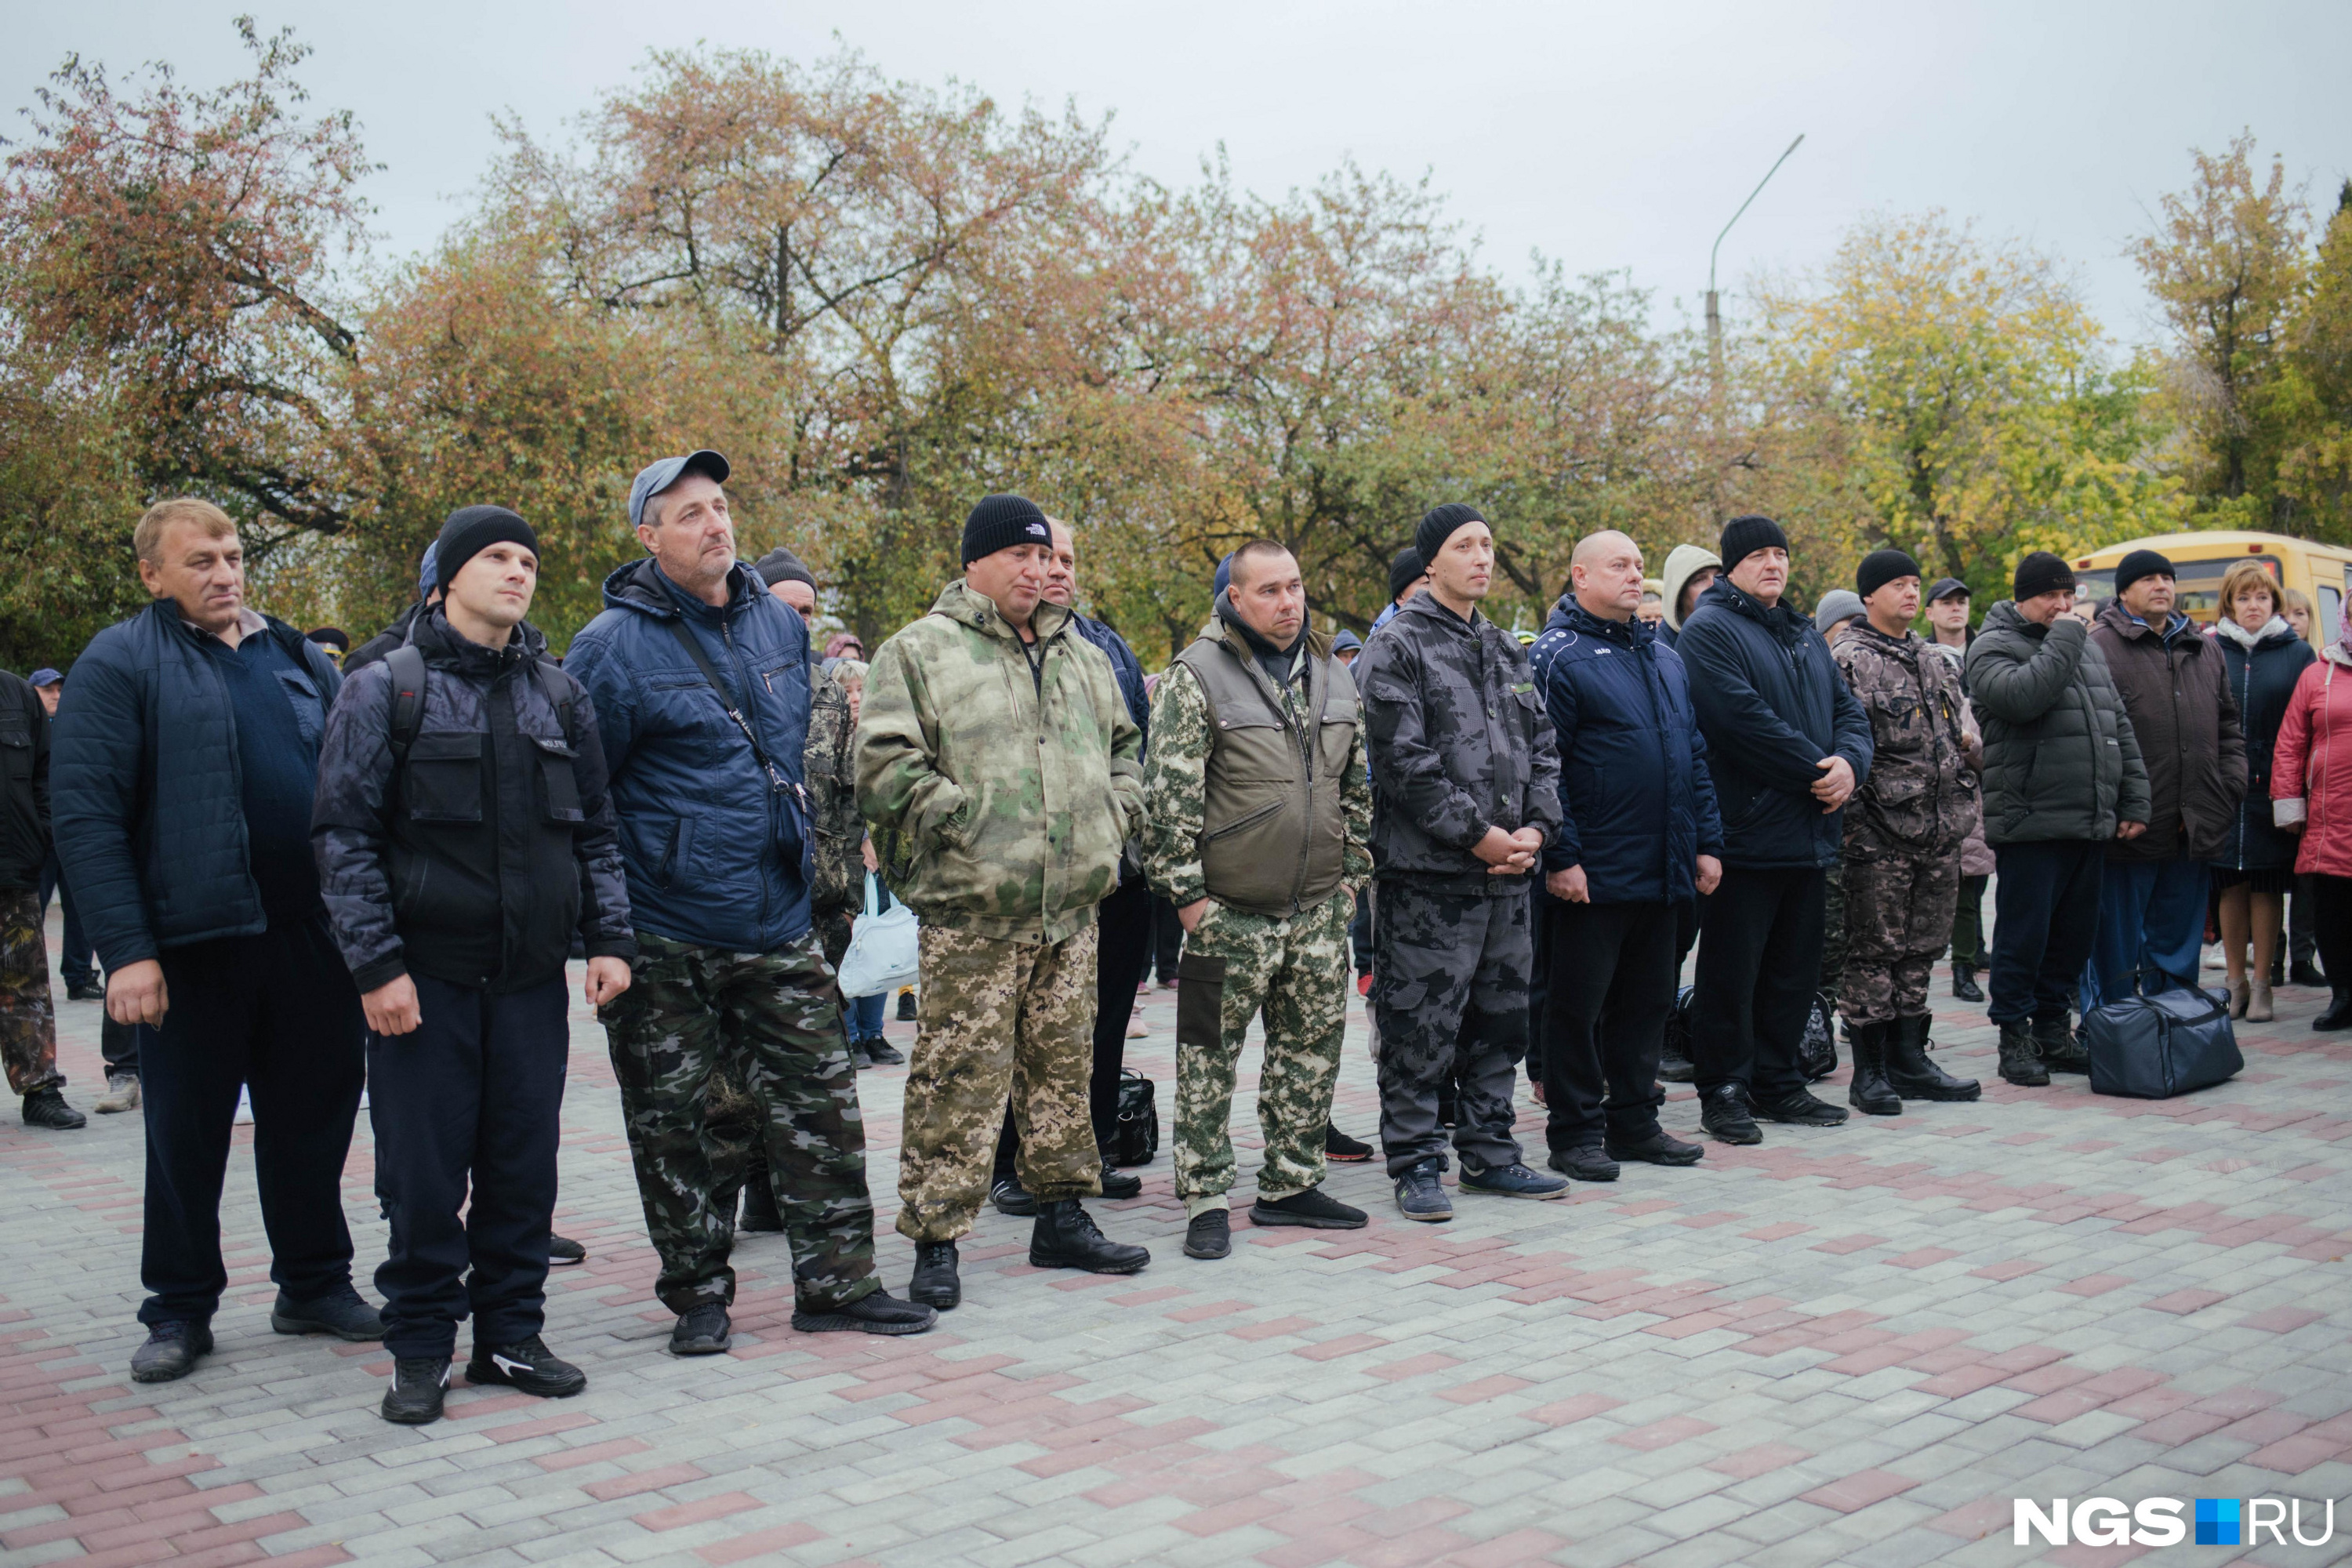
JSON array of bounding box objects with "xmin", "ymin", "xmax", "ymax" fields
[{"xmin": 4, "ymin": 910, "xmax": 2349, "ymax": 1566}]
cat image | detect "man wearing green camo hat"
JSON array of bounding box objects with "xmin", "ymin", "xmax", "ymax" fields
[
  {"xmin": 1143, "ymin": 539, "xmax": 1374, "ymax": 1261},
  {"xmin": 857, "ymin": 493, "xmax": 1151, "ymax": 1308}
]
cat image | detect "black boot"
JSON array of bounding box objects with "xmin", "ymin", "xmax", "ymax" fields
[
  {"xmin": 909, "ymin": 1241, "xmax": 960, "ymax": 1308},
  {"xmin": 2290, "ymin": 957, "xmax": 2328, "ymax": 988},
  {"xmin": 2317, "ymin": 990, "xmax": 2352, "ymax": 1032},
  {"xmin": 1657, "ymin": 1038, "xmax": 1696, "ymax": 1084},
  {"xmin": 1098, "ymin": 1167, "xmax": 1143, "ymax": 1200},
  {"xmin": 1998, "ymin": 1022, "xmax": 2048, "ymax": 1086},
  {"xmin": 989, "ymin": 1175, "xmax": 1037, "ymax": 1216},
  {"xmin": 1951, "ymin": 965, "xmax": 1984, "ymax": 1003},
  {"xmin": 739, "ymin": 1176, "xmax": 783, "ymax": 1233},
  {"xmin": 1845, "ymin": 1021, "xmax": 1903, "ymax": 1116},
  {"xmin": 1029, "ymin": 1200, "xmax": 1149, "ymax": 1274},
  {"xmin": 1886, "ymin": 1014, "xmax": 1981, "ymax": 1102},
  {"xmin": 2033, "ymin": 1017, "xmax": 2090, "ymax": 1074}
]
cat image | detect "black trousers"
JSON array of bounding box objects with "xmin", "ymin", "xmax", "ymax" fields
[
  {"xmin": 1951, "ymin": 873, "xmax": 1991, "ymax": 968},
  {"xmin": 1349, "ymin": 886, "xmax": 1374, "ymax": 977},
  {"xmin": 370, "ymin": 973, "xmax": 568, "ymax": 1359},
  {"xmin": 1988, "ymin": 840, "xmax": 2105, "ymax": 1027},
  {"xmin": 2310, "ymin": 875, "xmax": 2352, "ymax": 992},
  {"xmin": 100, "ymin": 1014, "xmax": 147, "ymax": 1078},
  {"xmin": 1690, "ymin": 866, "xmax": 1824, "ymax": 1103},
  {"xmin": 1541, "ymin": 898, "xmax": 1673, "ymax": 1150},
  {"xmin": 2291, "ymin": 873, "xmax": 2320, "ymax": 968},
  {"xmin": 996, "ymin": 874, "xmax": 1153, "ymax": 1175},
  {"xmin": 38, "ymin": 851, "xmax": 96, "ymax": 989},
  {"xmin": 1149, "ymin": 894, "xmax": 1185, "ymax": 985},
  {"xmin": 141, "ymin": 916, "xmax": 365, "ymax": 1326}
]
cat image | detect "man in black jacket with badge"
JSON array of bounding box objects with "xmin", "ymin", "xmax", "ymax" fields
[
  {"xmin": 313, "ymin": 506, "xmax": 637, "ymax": 1425},
  {"xmin": 1676, "ymin": 516, "xmax": 1875, "ymax": 1145}
]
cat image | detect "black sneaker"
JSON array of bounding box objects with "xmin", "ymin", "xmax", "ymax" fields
[
  {"xmin": 990, "ymin": 1175, "xmax": 1038, "ymax": 1217},
  {"xmin": 1323, "ymin": 1123, "xmax": 1376, "ymax": 1162},
  {"xmin": 792, "ymin": 1289, "xmax": 938, "ymax": 1336},
  {"xmin": 1605, "ymin": 1130, "xmax": 1705, "ymax": 1167},
  {"xmin": 1249, "ymin": 1188, "xmax": 1367, "ymax": 1229},
  {"xmin": 670, "ymin": 1303, "xmax": 731, "ymax": 1356},
  {"xmin": 271, "ymin": 1284, "xmax": 383, "ymax": 1341},
  {"xmin": 909, "ymin": 1241, "xmax": 960, "ymax": 1309},
  {"xmin": 546, "ymin": 1235, "xmax": 586, "ymax": 1267},
  {"xmin": 1029, "ymin": 1200, "xmax": 1150, "ymax": 1273},
  {"xmin": 1755, "ymin": 1088, "xmax": 1850, "ymax": 1127},
  {"xmin": 1099, "ymin": 1168, "xmax": 1143, "ymax": 1200},
  {"xmin": 129, "ymin": 1319, "xmax": 212, "ymax": 1383},
  {"xmin": 1700, "ymin": 1084, "xmax": 1762, "ymax": 1145},
  {"xmin": 1546, "ymin": 1145, "xmax": 1620, "ymax": 1182},
  {"xmin": 1459, "ymin": 1160, "xmax": 1570, "ymax": 1200},
  {"xmin": 22, "ymin": 1090, "xmax": 85, "ymax": 1130},
  {"xmin": 895, "ymin": 991, "xmax": 917, "ymax": 1022},
  {"xmin": 65, "ymin": 982, "xmax": 106, "ymax": 1003},
  {"xmin": 1394, "ymin": 1158, "xmax": 1452, "ymax": 1222},
  {"xmin": 467, "ymin": 1335, "xmax": 586, "ymax": 1397},
  {"xmin": 381, "ymin": 1357, "xmax": 451, "ymax": 1425},
  {"xmin": 862, "ymin": 1037, "xmax": 906, "ymax": 1066},
  {"xmin": 1183, "ymin": 1210, "xmax": 1232, "ymax": 1259}
]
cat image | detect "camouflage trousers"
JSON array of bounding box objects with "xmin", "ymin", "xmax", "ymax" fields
[
  {"xmin": 1838, "ymin": 842, "xmax": 1962, "ymax": 1026},
  {"xmin": 705, "ymin": 904, "xmax": 862, "ymax": 1216},
  {"xmin": 1371, "ymin": 880, "xmax": 1531, "ymax": 1178},
  {"xmin": 1173, "ymin": 890, "xmax": 1350, "ymax": 1217},
  {"xmin": 0, "ymin": 888, "xmax": 62, "ymax": 1096},
  {"xmin": 600, "ymin": 930, "xmax": 877, "ymax": 1313},
  {"xmin": 1821, "ymin": 842, "xmax": 1848, "ymax": 999},
  {"xmin": 897, "ymin": 924, "xmax": 1102, "ymax": 1243}
]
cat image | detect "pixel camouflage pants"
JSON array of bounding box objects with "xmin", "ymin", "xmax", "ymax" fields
[
  {"xmin": 1173, "ymin": 890, "xmax": 1350, "ymax": 1216},
  {"xmin": 1839, "ymin": 844, "xmax": 1961, "ymax": 1027},
  {"xmin": 0, "ymin": 889, "xmax": 62, "ymax": 1097},
  {"xmin": 601, "ymin": 931, "xmax": 877, "ymax": 1313},
  {"xmin": 897, "ymin": 924, "xmax": 1102, "ymax": 1243}
]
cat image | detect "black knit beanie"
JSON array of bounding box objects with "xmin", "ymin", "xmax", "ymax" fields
[
  {"xmin": 1414, "ymin": 504, "xmax": 1486, "ymax": 569},
  {"xmin": 755, "ymin": 547, "xmax": 815, "ymax": 590},
  {"xmin": 1719, "ymin": 514, "xmax": 1789, "ymax": 571},
  {"xmin": 2112, "ymin": 549, "xmax": 2176, "ymax": 597},
  {"xmin": 434, "ymin": 505, "xmax": 538, "ymax": 588},
  {"xmin": 1856, "ymin": 548, "xmax": 1922, "ymax": 602},
  {"xmin": 2013, "ymin": 551, "xmax": 2075, "ymax": 602},
  {"xmin": 960, "ymin": 494, "xmax": 1052, "ymax": 566},
  {"xmin": 1388, "ymin": 546, "xmax": 1427, "ymax": 602}
]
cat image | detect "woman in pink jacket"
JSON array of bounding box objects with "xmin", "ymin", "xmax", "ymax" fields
[{"xmin": 2273, "ymin": 614, "xmax": 2352, "ymax": 1030}]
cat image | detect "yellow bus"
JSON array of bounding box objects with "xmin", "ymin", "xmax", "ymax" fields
[{"xmin": 2071, "ymin": 530, "xmax": 2352, "ymax": 650}]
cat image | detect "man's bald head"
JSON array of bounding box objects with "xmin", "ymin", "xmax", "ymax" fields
[{"xmin": 1570, "ymin": 530, "xmax": 1646, "ymax": 622}]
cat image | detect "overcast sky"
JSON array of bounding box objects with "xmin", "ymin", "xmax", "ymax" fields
[{"xmin": 10, "ymin": 2, "xmax": 2350, "ymax": 347}]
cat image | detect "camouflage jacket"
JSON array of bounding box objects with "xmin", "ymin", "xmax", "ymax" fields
[
  {"xmin": 1833, "ymin": 622, "xmax": 1977, "ymax": 856},
  {"xmin": 855, "ymin": 580, "xmax": 1143, "ymax": 943},
  {"xmin": 805, "ymin": 662, "xmax": 861, "ymax": 916}
]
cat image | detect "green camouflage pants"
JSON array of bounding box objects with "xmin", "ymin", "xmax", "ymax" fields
[
  {"xmin": 1839, "ymin": 844, "xmax": 1962, "ymax": 1027},
  {"xmin": 600, "ymin": 930, "xmax": 877, "ymax": 1312},
  {"xmin": 1174, "ymin": 890, "xmax": 1350, "ymax": 1217},
  {"xmin": 897, "ymin": 924, "xmax": 1102, "ymax": 1243},
  {"xmin": 0, "ymin": 889, "xmax": 61, "ymax": 1096},
  {"xmin": 705, "ymin": 905, "xmax": 862, "ymax": 1217}
]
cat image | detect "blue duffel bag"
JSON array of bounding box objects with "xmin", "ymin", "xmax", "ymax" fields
[{"xmin": 2083, "ymin": 977, "xmax": 2243, "ymax": 1099}]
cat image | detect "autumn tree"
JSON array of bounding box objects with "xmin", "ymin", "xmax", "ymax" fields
[{"xmin": 2274, "ymin": 182, "xmax": 2352, "ymax": 541}]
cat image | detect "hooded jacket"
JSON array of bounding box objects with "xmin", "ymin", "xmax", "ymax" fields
[
  {"xmin": 564, "ymin": 557, "xmax": 816, "ymax": 953},
  {"xmin": 1356, "ymin": 590, "xmax": 1563, "ymax": 892},
  {"xmin": 1659, "ymin": 543, "xmax": 1722, "ymax": 647},
  {"xmin": 52, "ymin": 601, "xmax": 343, "ymax": 971},
  {"xmin": 2089, "ymin": 601, "xmax": 2246, "ymax": 863},
  {"xmin": 856, "ymin": 581, "xmax": 1142, "ymax": 943},
  {"xmin": 311, "ymin": 609, "xmax": 633, "ymax": 993},
  {"xmin": 2272, "ymin": 641, "xmax": 2352, "ymax": 880},
  {"xmin": 2212, "ymin": 616, "xmax": 2314, "ymax": 873},
  {"xmin": 1832, "ymin": 621, "xmax": 1977, "ymax": 857},
  {"xmin": 1529, "ymin": 597, "xmax": 1722, "ymax": 905},
  {"xmin": 1675, "ymin": 578, "xmax": 1873, "ymax": 871},
  {"xmin": 1965, "ymin": 601, "xmax": 2151, "ymax": 845}
]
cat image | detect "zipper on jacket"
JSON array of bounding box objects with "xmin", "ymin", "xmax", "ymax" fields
[{"xmin": 718, "ymin": 608, "xmax": 772, "ymax": 941}]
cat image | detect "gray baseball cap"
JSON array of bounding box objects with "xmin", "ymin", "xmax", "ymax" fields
[{"xmin": 628, "ymin": 450, "xmax": 731, "ymax": 530}]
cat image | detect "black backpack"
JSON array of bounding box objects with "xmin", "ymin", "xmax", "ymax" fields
[
  {"xmin": 1105, "ymin": 1069, "xmax": 1159, "ymax": 1167},
  {"xmin": 1798, "ymin": 991, "xmax": 1839, "ymax": 1082}
]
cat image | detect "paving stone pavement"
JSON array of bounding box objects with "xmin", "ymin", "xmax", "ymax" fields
[{"xmin": 3, "ymin": 910, "xmax": 2349, "ymax": 1568}]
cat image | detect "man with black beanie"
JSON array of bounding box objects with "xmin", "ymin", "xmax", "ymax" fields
[
  {"xmin": 1370, "ymin": 547, "xmax": 1428, "ymax": 637},
  {"xmin": 1676, "ymin": 515, "xmax": 1875, "ymax": 1144},
  {"xmin": 313, "ymin": 506, "xmax": 637, "ymax": 1423},
  {"xmin": 1965, "ymin": 553, "xmax": 2151, "ymax": 1083}
]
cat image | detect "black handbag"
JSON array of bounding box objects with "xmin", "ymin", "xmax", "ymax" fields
[
  {"xmin": 1798, "ymin": 991, "xmax": 1839, "ymax": 1083},
  {"xmin": 2085, "ymin": 978, "xmax": 2242, "ymax": 1099},
  {"xmin": 1105, "ymin": 1069, "xmax": 1160, "ymax": 1166}
]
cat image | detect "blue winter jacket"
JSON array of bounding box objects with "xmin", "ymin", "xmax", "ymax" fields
[
  {"xmin": 564, "ymin": 558, "xmax": 815, "ymax": 952},
  {"xmin": 52, "ymin": 601, "xmax": 343, "ymax": 971},
  {"xmin": 1675, "ymin": 578, "xmax": 1874, "ymax": 871},
  {"xmin": 1530, "ymin": 598, "xmax": 1724, "ymax": 904},
  {"xmin": 1071, "ymin": 613, "xmax": 1150, "ymax": 751}
]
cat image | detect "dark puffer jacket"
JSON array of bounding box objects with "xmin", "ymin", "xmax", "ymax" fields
[
  {"xmin": 2212, "ymin": 619, "xmax": 2314, "ymax": 873},
  {"xmin": 1675, "ymin": 578, "xmax": 1873, "ymax": 871},
  {"xmin": 53, "ymin": 601, "xmax": 343, "ymax": 971},
  {"xmin": 344, "ymin": 599, "xmax": 430, "ymax": 676},
  {"xmin": 1965, "ymin": 601, "xmax": 2150, "ymax": 844},
  {"xmin": 1357, "ymin": 591, "xmax": 1563, "ymax": 893},
  {"xmin": 311, "ymin": 610, "xmax": 634, "ymax": 994},
  {"xmin": 565, "ymin": 558, "xmax": 815, "ymax": 953},
  {"xmin": 2089, "ymin": 601, "xmax": 2246, "ymax": 862},
  {"xmin": 0, "ymin": 670, "xmax": 49, "ymax": 891},
  {"xmin": 1529, "ymin": 597, "xmax": 1722, "ymax": 905}
]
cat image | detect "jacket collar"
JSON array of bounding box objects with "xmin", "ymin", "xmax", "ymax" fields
[
  {"xmin": 1214, "ymin": 591, "xmax": 1316, "ymax": 670},
  {"xmin": 929, "ymin": 578, "xmax": 1073, "ymax": 645},
  {"xmin": 1546, "ymin": 595, "xmax": 1654, "ymax": 649},
  {"xmin": 1398, "ymin": 587, "xmax": 1485, "ymax": 638},
  {"xmin": 1849, "ymin": 621, "xmax": 1923, "ymax": 659},
  {"xmin": 2097, "ymin": 597, "xmax": 2198, "ymax": 649},
  {"xmin": 2216, "ymin": 615, "xmax": 2295, "ymax": 652},
  {"xmin": 1698, "ymin": 576, "xmax": 1804, "ymax": 643},
  {"xmin": 601, "ymin": 556, "xmax": 763, "ymax": 622},
  {"xmin": 412, "ymin": 606, "xmax": 548, "ymax": 677}
]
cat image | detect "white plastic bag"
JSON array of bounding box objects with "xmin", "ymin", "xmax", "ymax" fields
[{"xmin": 837, "ymin": 873, "xmax": 920, "ymax": 999}]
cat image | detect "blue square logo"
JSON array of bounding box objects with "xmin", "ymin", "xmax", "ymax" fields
[{"xmin": 2196, "ymin": 1498, "xmax": 2241, "ymax": 1546}]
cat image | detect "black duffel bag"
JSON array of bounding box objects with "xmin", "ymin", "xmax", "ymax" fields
[{"xmin": 2084, "ymin": 978, "xmax": 2242, "ymax": 1099}]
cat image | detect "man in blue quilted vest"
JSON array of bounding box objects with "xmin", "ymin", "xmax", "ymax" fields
[{"xmin": 53, "ymin": 498, "xmax": 383, "ymax": 1385}]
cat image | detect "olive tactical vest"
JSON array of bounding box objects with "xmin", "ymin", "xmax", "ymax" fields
[{"xmin": 1172, "ymin": 624, "xmax": 1359, "ymax": 916}]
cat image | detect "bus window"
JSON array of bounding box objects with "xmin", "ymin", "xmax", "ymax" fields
[
  {"xmin": 2324, "ymin": 583, "xmax": 2344, "ymax": 645},
  {"xmin": 2074, "ymin": 569, "xmax": 2114, "ymax": 612}
]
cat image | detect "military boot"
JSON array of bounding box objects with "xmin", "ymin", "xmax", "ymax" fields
[
  {"xmin": 1997, "ymin": 1022, "xmax": 2048, "ymax": 1086},
  {"xmin": 1845, "ymin": 1021, "xmax": 1903, "ymax": 1116},
  {"xmin": 1029, "ymin": 1200, "xmax": 1149, "ymax": 1274},
  {"xmin": 2033, "ymin": 1016, "xmax": 2089, "ymax": 1075},
  {"xmin": 1886, "ymin": 1014, "xmax": 1980, "ymax": 1101}
]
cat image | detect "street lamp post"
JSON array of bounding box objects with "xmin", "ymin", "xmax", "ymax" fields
[{"xmin": 1707, "ymin": 132, "xmax": 1805, "ymax": 383}]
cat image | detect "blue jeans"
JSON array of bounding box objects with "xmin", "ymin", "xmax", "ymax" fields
[
  {"xmin": 845, "ymin": 990, "xmax": 887, "ymax": 1042},
  {"xmin": 2082, "ymin": 855, "xmax": 2209, "ymax": 1010}
]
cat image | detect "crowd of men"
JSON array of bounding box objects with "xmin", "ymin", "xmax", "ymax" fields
[{"xmin": 5, "ymin": 453, "xmax": 2345, "ymax": 1428}]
